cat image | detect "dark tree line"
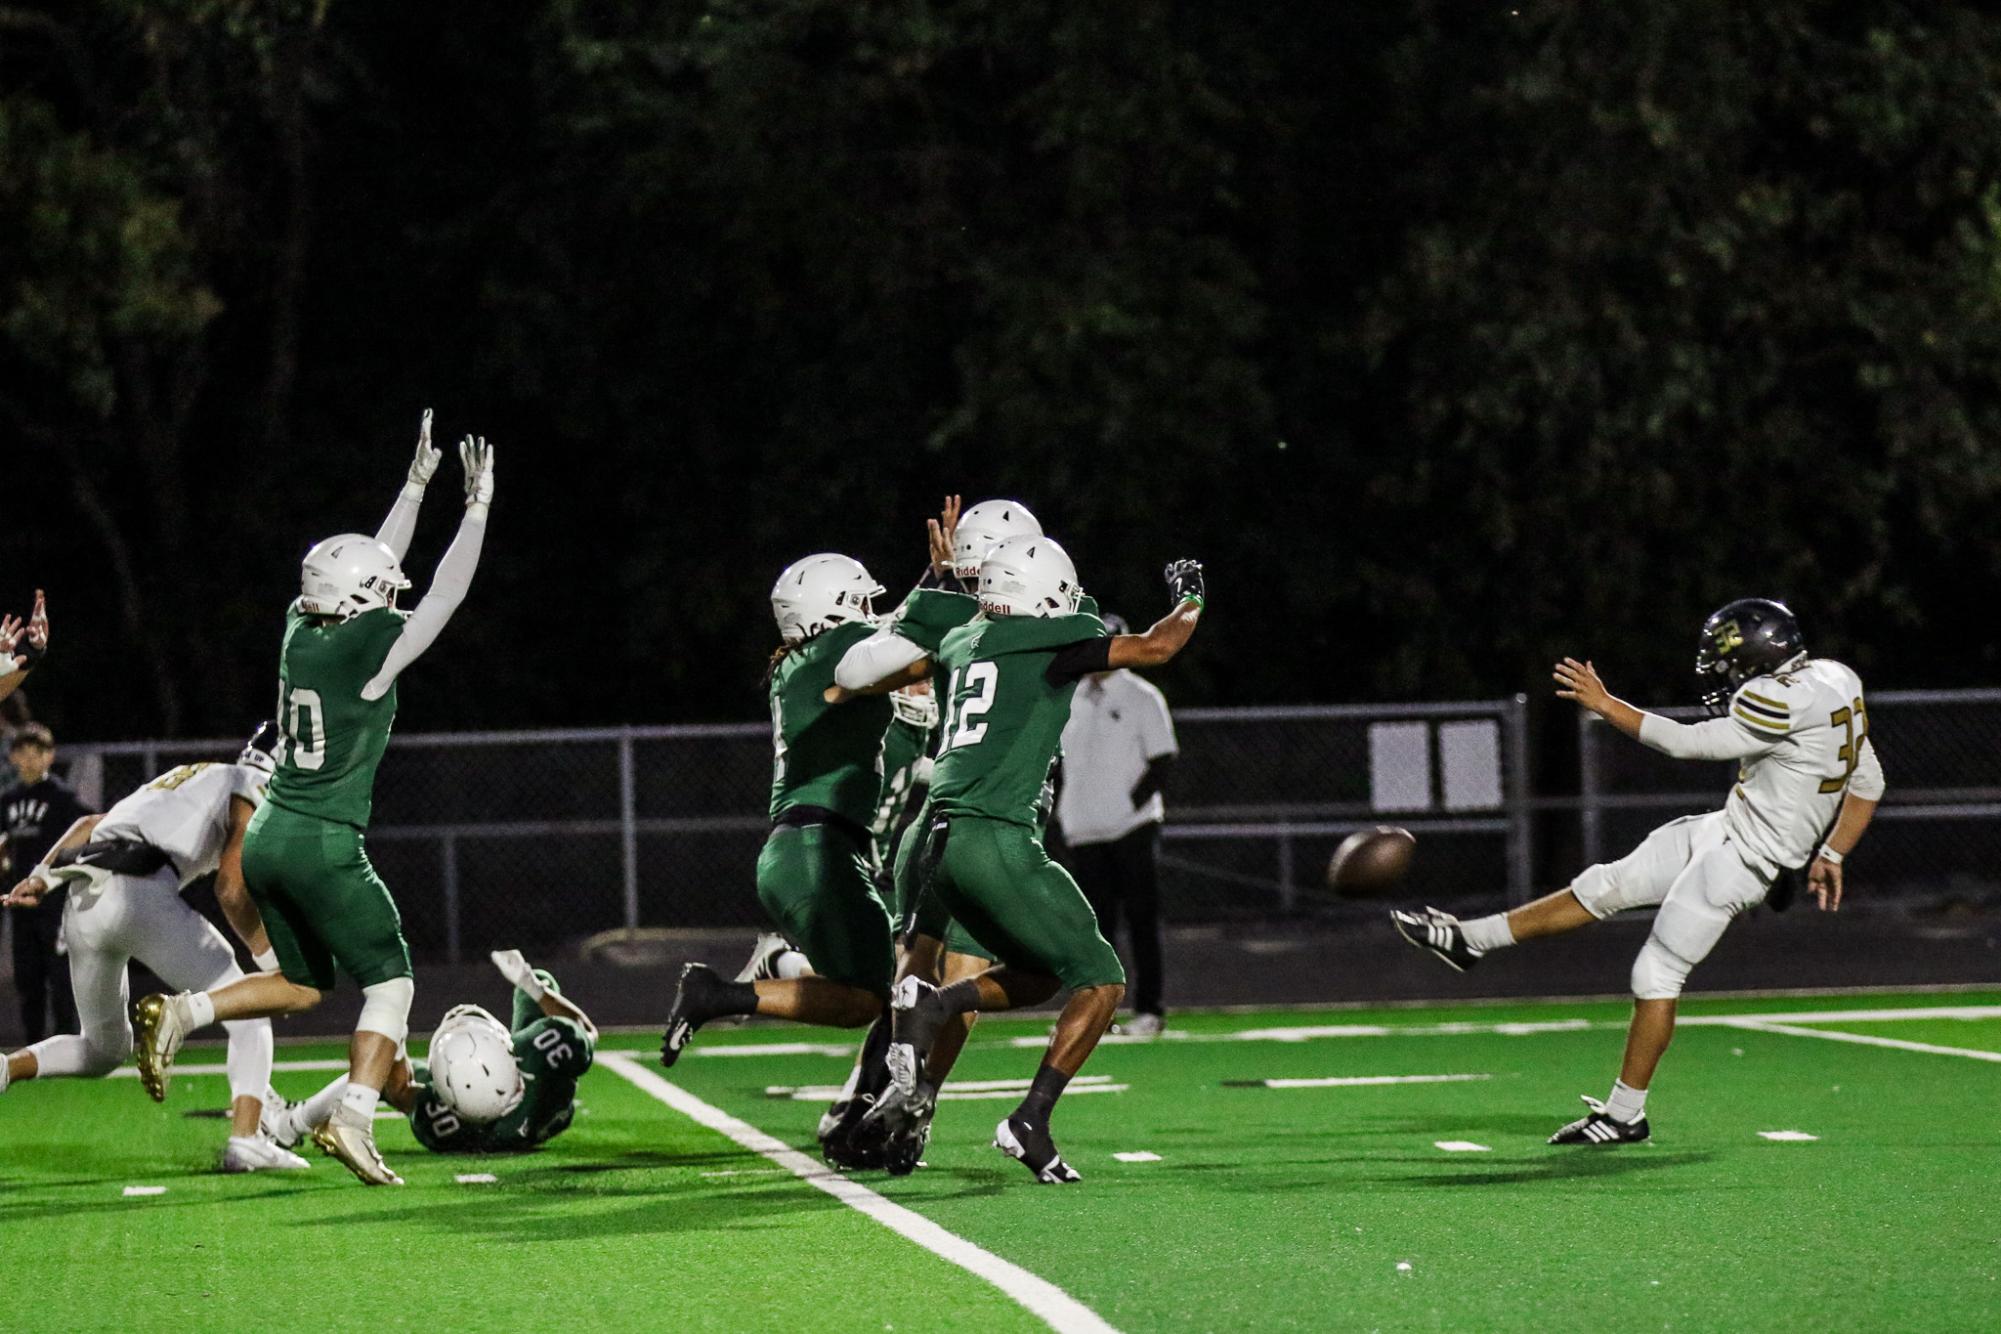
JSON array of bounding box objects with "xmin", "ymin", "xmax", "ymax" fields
[{"xmin": 3, "ymin": 1, "xmax": 1999, "ymax": 740}]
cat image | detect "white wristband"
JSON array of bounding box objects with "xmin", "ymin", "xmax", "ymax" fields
[
  {"xmin": 253, "ymin": 947, "xmax": 280, "ymax": 973},
  {"xmin": 1816, "ymin": 845, "xmax": 1844, "ymax": 866}
]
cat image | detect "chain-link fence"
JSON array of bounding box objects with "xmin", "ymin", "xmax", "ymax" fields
[
  {"xmin": 42, "ymin": 688, "xmax": 1994, "ymax": 965},
  {"xmin": 56, "ymin": 700, "xmax": 1532, "ymax": 961},
  {"xmin": 1572, "ymin": 689, "xmax": 2001, "ymax": 907}
]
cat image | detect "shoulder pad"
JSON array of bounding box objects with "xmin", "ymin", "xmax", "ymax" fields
[{"xmin": 1729, "ymin": 680, "xmax": 1796, "ymax": 738}]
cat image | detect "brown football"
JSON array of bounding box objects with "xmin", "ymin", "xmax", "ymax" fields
[{"xmin": 1327, "ymin": 826, "xmax": 1417, "ymax": 894}]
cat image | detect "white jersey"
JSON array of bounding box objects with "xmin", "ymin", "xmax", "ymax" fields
[{"xmin": 94, "ymin": 762, "xmax": 267, "ymax": 888}]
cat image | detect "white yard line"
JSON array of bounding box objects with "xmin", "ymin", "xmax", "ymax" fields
[
  {"xmin": 1726, "ymin": 1019, "xmax": 2001, "ymax": 1063},
  {"xmin": 1255, "ymin": 1073, "xmax": 1492, "ymax": 1090},
  {"xmin": 599, "ymin": 1053, "xmax": 1120, "ymax": 1334},
  {"xmin": 109, "ymin": 1058, "xmax": 349, "ymax": 1079}
]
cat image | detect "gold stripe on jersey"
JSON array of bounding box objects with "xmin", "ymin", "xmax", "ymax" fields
[
  {"xmin": 1738, "ymin": 690, "xmax": 1789, "ymax": 714},
  {"xmin": 1732, "ymin": 706, "xmax": 1789, "ymax": 736}
]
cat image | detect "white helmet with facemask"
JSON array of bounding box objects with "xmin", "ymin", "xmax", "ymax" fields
[
  {"xmin": 299, "ymin": 535, "xmax": 410, "ymax": 621},
  {"xmin": 771, "ymin": 554, "xmax": 885, "ymax": 645},
  {"xmin": 951, "ymin": 500, "xmax": 1042, "ymax": 582},
  {"xmin": 977, "ymin": 534, "xmax": 1082, "ymax": 618}
]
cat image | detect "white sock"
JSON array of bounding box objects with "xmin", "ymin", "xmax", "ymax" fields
[
  {"xmin": 1459, "ymin": 913, "xmax": 1516, "ymax": 956},
  {"xmin": 222, "ymin": 1019, "xmax": 274, "ymax": 1106},
  {"xmin": 186, "ymin": 991, "xmax": 217, "ymax": 1030},
  {"xmin": 338, "ymin": 1083, "xmax": 382, "ymax": 1123},
  {"xmin": 773, "ymin": 949, "xmax": 813, "ymax": 981},
  {"xmin": 300, "ymin": 1075, "xmax": 350, "ymax": 1131},
  {"xmin": 1604, "ymin": 1079, "xmax": 1647, "ymax": 1123}
]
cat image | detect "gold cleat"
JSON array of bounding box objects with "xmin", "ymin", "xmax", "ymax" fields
[
  {"xmin": 313, "ymin": 1112, "xmax": 405, "ymax": 1186},
  {"xmin": 132, "ymin": 993, "xmax": 187, "ymax": 1104}
]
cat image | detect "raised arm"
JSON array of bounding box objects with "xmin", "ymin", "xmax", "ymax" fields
[
  {"xmin": 1106, "ymin": 560, "xmax": 1205, "ymax": 670},
  {"xmin": 1554, "ymin": 658, "xmax": 1779, "ymax": 762},
  {"xmin": 491, "ymin": 949, "xmax": 597, "ymax": 1039},
  {"xmin": 835, "ymin": 625, "xmax": 930, "ymax": 692},
  {"xmin": 375, "ymin": 409, "xmax": 443, "ymax": 563},
  {"xmin": 361, "ymin": 437, "xmax": 493, "ymax": 702},
  {"xmin": 0, "ymin": 590, "xmax": 50, "ymax": 705}
]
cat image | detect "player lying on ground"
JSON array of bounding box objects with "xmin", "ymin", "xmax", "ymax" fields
[
  {"xmin": 1392, "ymin": 598, "xmax": 1883, "ymax": 1144},
  {"xmin": 0, "ymin": 589, "xmax": 50, "ymax": 704},
  {"xmin": 804, "ymin": 497, "xmax": 1045, "ymax": 1170},
  {"xmin": 271, "ymin": 950, "xmax": 596, "ymax": 1155},
  {"xmin": 2, "ymin": 725, "xmax": 306, "ymax": 1171},
  {"xmin": 841, "ymin": 540, "xmax": 1205, "ymax": 1182},
  {"xmin": 135, "ymin": 413, "xmax": 494, "ymax": 1186},
  {"xmin": 657, "ymin": 554, "xmax": 905, "ymax": 1068}
]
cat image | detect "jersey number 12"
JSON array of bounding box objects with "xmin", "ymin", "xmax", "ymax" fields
[{"xmin": 940, "ymin": 662, "xmax": 998, "ymax": 751}]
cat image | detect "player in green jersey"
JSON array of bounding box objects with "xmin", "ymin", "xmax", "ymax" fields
[
  {"xmin": 134, "ymin": 412, "xmax": 495, "ymax": 1186},
  {"xmin": 844, "ymin": 535, "xmax": 1204, "ymax": 1182},
  {"xmin": 657, "ymin": 553, "xmax": 902, "ymax": 1065},
  {"xmin": 270, "ymin": 949, "xmax": 596, "ymax": 1156}
]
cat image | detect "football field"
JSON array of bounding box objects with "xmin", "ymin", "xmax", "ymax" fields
[{"xmin": 7, "ymin": 989, "xmax": 1999, "ymax": 1332}]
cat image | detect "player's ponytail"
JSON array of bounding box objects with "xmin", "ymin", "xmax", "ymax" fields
[{"xmin": 762, "ymin": 642, "xmax": 797, "ymax": 686}]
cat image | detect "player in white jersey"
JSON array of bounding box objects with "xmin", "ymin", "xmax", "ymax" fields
[
  {"xmin": 1391, "ymin": 599, "xmax": 1885, "ymax": 1144},
  {"xmin": 0, "ymin": 724, "xmax": 308, "ymax": 1171}
]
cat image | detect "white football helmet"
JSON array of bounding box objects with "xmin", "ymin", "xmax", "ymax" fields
[
  {"xmin": 771, "ymin": 554, "xmax": 885, "ymax": 645},
  {"xmin": 890, "ymin": 683, "xmax": 940, "ymax": 729},
  {"xmin": 428, "ymin": 1004, "xmax": 524, "ymax": 1123},
  {"xmin": 299, "ymin": 534, "xmax": 410, "ymax": 620},
  {"xmin": 978, "ymin": 534, "xmax": 1082, "ymax": 618},
  {"xmin": 951, "ymin": 500, "xmax": 1042, "ymax": 581}
]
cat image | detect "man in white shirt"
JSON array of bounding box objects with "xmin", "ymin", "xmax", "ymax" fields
[{"xmin": 1055, "ymin": 614, "xmax": 1179, "ymax": 1035}]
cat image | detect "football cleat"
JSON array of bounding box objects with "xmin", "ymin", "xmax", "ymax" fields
[
  {"xmin": 734, "ymin": 932, "xmax": 795, "ymax": 984},
  {"xmin": 1121, "ymin": 1012, "xmax": 1165, "ymax": 1038},
  {"xmin": 858, "ymin": 1079, "xmax": 937, "ymax": 1178},
  {"xmin": 1390, "ymin": 907, "xmax": 1480, "ymax": 973},
  {"xmin": 885, "ymin": 976, "xmax": 949, "ymax": 1098},
  {"xmin": 219, "ymin": 1134, "xmax": 312, "ymax": 1173},
  {"xmin": 312, "ymin": 1106, "xmax": 404, "ymax": 1185},
  {"xmin": 133, "ymin": 992, "xmax": 194, "ymax": 1102},
  {"xmin": 660, "ymin": 962, "xmax": 744, "ymax": 1068},
  {"xmin": 993, "ymin": 1113, "xmax": 1081, "ymax": 1184},
  {"xmin": 1549, "ymin": 1095, "xmax": 1651, "ymax": 1146}
]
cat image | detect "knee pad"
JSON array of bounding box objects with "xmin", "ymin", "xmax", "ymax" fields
[
  {"xmin": 356, "ymin": 976, "xmax": 416, "ymax": 1043},
  {"xmin": 1630, "ymin": 935, "xmax": 1697, "ymax": 1001}
]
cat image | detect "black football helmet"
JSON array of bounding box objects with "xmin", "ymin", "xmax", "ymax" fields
[
  {"xmin": 1695, "ymin": 598, "xmax": 1805, "ymax": 714},
  {"xmin": 239, "ymin": 720, "xmax": 282, "ymax": 774}
]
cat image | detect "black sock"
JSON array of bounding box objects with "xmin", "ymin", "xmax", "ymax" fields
[
  {"xmin": 1014, "ymin": 1064, "xmax": 1071, "ymax": 1124},
  {"xmin": 936, "ymin": 979, "xmax": 982, "ymax": 1016},
  {"xmin": 707, "ymin": 977, "xmax": 758, "ymax": 1019}
]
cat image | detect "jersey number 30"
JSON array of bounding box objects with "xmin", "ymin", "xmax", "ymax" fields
[
  {"xmin": 940, "ymin": 662, "xmax": 998, "ymax": 751},
  {"xmin": 277, "ymin": 687, "xmax": 327, "ymax": 772}
]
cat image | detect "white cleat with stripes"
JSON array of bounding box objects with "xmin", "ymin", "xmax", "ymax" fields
[
  {"xmin": 1389, "ymin": 907, "xmax": 1481, "ymax": 972},
  {"xmin": 1549, "ymin": 1095, "xmax": 1650, "ymax": 1146}
]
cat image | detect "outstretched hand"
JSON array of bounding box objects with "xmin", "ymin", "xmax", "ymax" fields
[
  {"xmin": 407, "ymin": 408, "xmax": 442, "ymax": 487},
  {"xmin": 3, "ymin": 873, "xmax": 49, "ymax": 908},
  {"xmin": 460, "ymin": 436, "xmax": 496, "ymax": 510},
  {"xmin": 1164, "ymin": 559, "xmax": 1205, "ymax": 607},
  {"xmin": 1553, "ymin": 657, "xmax": 1613, "ymax": 714},
  {"xmin": 928, "ymin": 494, "xmax": 962, "ymax": 576},
  {"xmin": 2, "ymin": 590, "xmax": 49, "ymax": 668}
]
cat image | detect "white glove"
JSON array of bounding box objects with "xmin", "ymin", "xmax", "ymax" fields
[
  {"xmin": 460, "ymin": 436, "xmax": 495, "ymax": 513},
  {"xmin": 491, "ymin": 948, "xmax": 545, "ymax": 999},
  {"xmin": 406, "ymin": 409, "xmax": 443, "ymax": 489}
]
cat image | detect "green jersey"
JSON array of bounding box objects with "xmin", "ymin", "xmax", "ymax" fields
[
  {"xmin": 267, "ymin": 601, "xmax": 405, "ymax": 828},
  {"xmin": 891, "ymin": 587, "xmax": 980, "ymax": 659},
  {"xmin": 930, "ymin": 610, "xmax": 1107, "ymax": 828},
  {"xmin": 870, "ymin": 714, "xmax": 934, "ymax": 869},
  {"xmin": 412, "ymin": 1013, "xmax": 595, "ymax": 1154},
  {"xmin": 769, "ymin": 620, "xmax": 892, "ymax": 828}
]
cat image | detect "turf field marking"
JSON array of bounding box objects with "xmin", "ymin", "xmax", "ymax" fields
[
  {"xmin": 122, "ymin": 1186, "xmax": 167, "ymax": 1197},
  {"xmin": 1433, "ymin": 1141, "xmax": 1490, "ymax": 1153},
  {"xmin": 109, "ymin": 1058, "xmax": 349, "ymax": 1079},
  {"xmin": 764, "ymin": 1074, "xmax": 1116, "ymax": 1099},
  {"xmin": 1758, "ymin": 1131, "xmax": 1819, "ymax": 1142},
  {"xmin": 689, "ymin": 1042, "xmax": 859, "ymax": 1058},
  {"xmin": 938, "ymin": 1086, "xmax": 1127, "ymax": 1102},
  {"xmin": 599, "ymin": 1053, "xmax": 1121, "ymax": 1334},
  {"xmin": 1727, "ymin": 1020, "xmax": 2001, "ymax": 1063},
  {"xmin": 1112, "ymin": 1152, "xmax": 1162, "ymax": 1163},
  {"xmin": 1228, "ymin": 1073, "xmax": 1492, "ymax": 1090},
  {"xmin": 456, "ymin": 1173, "xmax": 499, "ymax": 1183}
]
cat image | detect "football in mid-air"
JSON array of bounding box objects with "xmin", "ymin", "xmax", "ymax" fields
[{"xmin": 1327, "ymin": 826, "xmax": 1416, "ymax": 894}]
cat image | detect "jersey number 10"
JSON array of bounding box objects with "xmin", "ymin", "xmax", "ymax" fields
[{"xmin": 276, "ymin": 687, "xmax": 327, "ymax": 772}]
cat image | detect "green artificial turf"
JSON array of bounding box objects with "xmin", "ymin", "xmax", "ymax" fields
[{"xmin": 5, "ymin": 990, "xmax": 1998, "ymax": 1332}]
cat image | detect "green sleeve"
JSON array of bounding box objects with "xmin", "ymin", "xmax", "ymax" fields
[
  {"xmin": 892, "ymin": 589, "xmax": 978, "ymax": 654},
  {"xmin": 515, "ymin": 1015, "xmax": 595, "ymax": 1079}
]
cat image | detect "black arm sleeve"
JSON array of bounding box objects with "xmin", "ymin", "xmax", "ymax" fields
[{"xmin": 1044, "ymin": 637, "xmax": 1112, "ymax": 687}]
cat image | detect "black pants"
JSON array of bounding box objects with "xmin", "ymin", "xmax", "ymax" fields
[
  {"xmin": 1062, "ymin": 824, "xmax": 1165, "ymax": 1016},
  {"xmin": 9, "ymin": 900, "xmax": 77, "ymax": 1043}
]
